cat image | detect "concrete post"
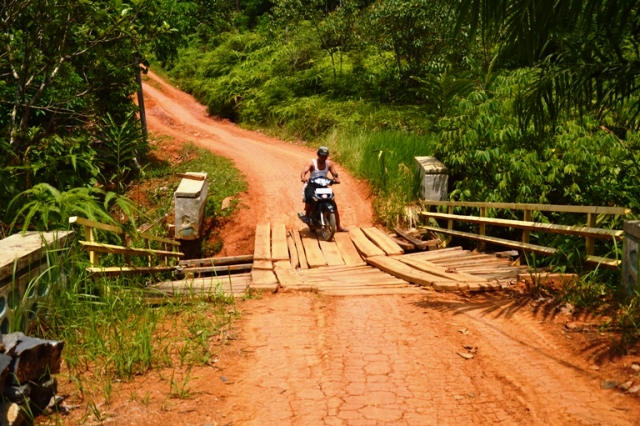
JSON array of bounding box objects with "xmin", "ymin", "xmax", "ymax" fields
[
  {"xmin": 174, "ymin": 173, "xmax": 208, "ymax": 240},
  {"xmin": 414, "ymin": 157, "xmax": 448, "ymax": 201}
]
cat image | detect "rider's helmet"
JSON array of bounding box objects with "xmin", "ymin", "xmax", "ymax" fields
[{"xmin": 317, "ymin": 146, "xmax": 330, "ymax": 157}]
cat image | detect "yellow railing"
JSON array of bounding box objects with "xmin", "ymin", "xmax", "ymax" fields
[{"xmin": 418, "ymin": 201, "xmax": 631, "ymax": 269}]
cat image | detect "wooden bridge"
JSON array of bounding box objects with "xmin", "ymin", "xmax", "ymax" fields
[{"xmin": 150, "ymin": 224, "xmax": 531, "ymax": 297}]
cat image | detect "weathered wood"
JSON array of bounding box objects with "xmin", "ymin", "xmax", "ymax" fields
[
  {"xmin": 69, "ymin": 216, "xmax": 124, "ymax": 234},
  {"xmin": 253, "ymin": 223, "xmax": 271, "ymax": 261},
  {"xmin": 88, "ymin": 266, "xmax": 177, "ymax": 275},
  {"xmin": 420, "ymin": 226, "xmax": 558, "ymax": 255},
  {"xmin": 420, "ymin": 201, "xmax": 630, "ymax": 215},
  {"xmin": 401, "ymin": 246, "xmax": 463, "ymax": 258},
  {"xmin": 366, "ymin": 255, "xmax": 456, "ymax": 288},
  {"xmin": 390, "ymin": 236, "xmax": 414, "ymax": 251},
  {"xmin": 139, "ymin": 233, "xmax": 181, "ymax": 246},
  {"xmin": 333, "ymin": 233, "xmax": 366, "ymax": 266},
  {"xmin": 286, "ymin": 233, "xmax": 299, "ymax": 269},
  {"xmin": 79, "ymin": 241, "xmax": 184, "ymax": 258},
  {"xmin": 175, "ymin": 173, "xmax": 206, "ymax": 181},
  {"xmin": 318, "ymin": 239, "xmax": 346, "ymax": 266},
  {"xmin": 349, "ymin": 228, "xmax": 386, "ymax": 258},
  {"xmin": 585, "ymin": 255, "xmax": 621, "ymax": 269},
  {"xmin": 179, "ymin": 263, "xmax": 253, "ymax": 274},
  {"xmin": 292, "ymin": 229, "xmax": 309, "ymax": 269},
  {"xmin": 179, "ymin": 254, "xmax": 254, "ymax": 267},
  {"xmin": 393, "ymin": 228, "xmax": 429, "ymax": 250},
  {"xmin": 420, "ymin": 212, "xmax": 624, "ymax": 240},
  {"xmin": 271, "ymin": 223, "xmax": 289, "ymax": 261},
  {"xmin": 397, "ymin": 256, "xmax": 488, "ymax": 283},
  {"xmin": 361, "ymin": 227, "xmax": 404, "ymax": 255},
  {"xmin": 299, "ymin": 228, "xmax": 327, "ymax": 268},
  {"xmin": 251, "ymin": 268, "xmax": 278, "ymax": 284},
  {"xmin": 585, "ymin": 213, "xmax": 597, "ymax": 256}
]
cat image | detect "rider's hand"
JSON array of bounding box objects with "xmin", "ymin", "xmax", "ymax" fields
[
  {"xmin": 333, "ymin": 178, "xmax": 341, "ymax": 184},
  {"xmin": 301, "ymin": 177, "xmax": 308, "ymax": 183}
]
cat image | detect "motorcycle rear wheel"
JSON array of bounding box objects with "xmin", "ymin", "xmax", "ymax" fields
[{"xmin": 320, "ymin": 211, "xmax": 336, "ymax": 241}]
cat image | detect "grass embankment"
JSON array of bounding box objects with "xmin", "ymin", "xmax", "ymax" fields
[{"xmin": 26, "ymin": 138, "xmax": 249, "ymax": 422}]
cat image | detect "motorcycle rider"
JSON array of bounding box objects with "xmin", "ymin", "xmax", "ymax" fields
[{"xmin": 298, "ymin": 146, "xmax": 348, "ymax": 232}]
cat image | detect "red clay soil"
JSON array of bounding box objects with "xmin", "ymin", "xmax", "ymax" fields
[
  {"xmin": 142, "ymin": 71, "xmax": 374, "ymax": 256},
  {"xmin": 53, "ymin": 73, "xmax": 640, "ymax": 425}
]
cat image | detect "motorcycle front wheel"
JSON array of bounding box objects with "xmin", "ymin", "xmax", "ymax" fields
[{"xmin": 319, "ymin": 211, "xmax": 336, "ymax": 241}]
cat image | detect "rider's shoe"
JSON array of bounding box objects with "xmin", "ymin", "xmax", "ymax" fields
[{"xmin": 297, "ymin": 212, "xmax": 309, "ymax": 224}]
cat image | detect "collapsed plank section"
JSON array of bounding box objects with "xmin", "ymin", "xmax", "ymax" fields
[
  {"xmin": 253, "ymin": 223, "xmax": 271, "ymax": 261},
  {"xmin": 361, "ymin": 227, "xmax": 404, "ymax": 256},
  {"xmin": 349, "ymin": 228, "xmax": 386, "ymax": 258}
]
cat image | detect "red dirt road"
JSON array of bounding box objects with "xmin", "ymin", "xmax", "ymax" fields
[
  {"xmin": 135, "ymin": 73, "xmax": 640, "ymax": 426},
  {"xmin": 143, "ymin": 71, "xmax": 373, "ymax": 256}
]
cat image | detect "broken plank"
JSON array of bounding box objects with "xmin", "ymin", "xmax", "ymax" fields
[
  {"xmin": 299, "ymin": 228, "xmax": 327, "ymax": 268},
  {"xmin": 271, "ymin": 223, "xmax": 289, "ymax": 261},
  {"xmin": 274, "ymin": 261, "xmax": 304, "ymax": 286},
  {"xmin": 333, "ymin": 233, "xmax": 366, "ymax": 266},
  {"xmin": 366, "ymin": 255, "xmax": 456, "ymax": 288},
  {"xmin": 292, "ymin": 229, "xmax": 309, "ymax": 270},
  {"xmin": 253, "ymin": 223, "xmax": 271, "ymax": 261},
  {"xmin": 394, "ymin": 227, "xmax": 431, "ymax": 250},
  {"xmin": 361, "ymin": 227, "xmax": 404, "ymax": 255},
  {"xmin": 349, "ymin": 228, "xmax": 386, "ymax": 258},
  {"xmin": 397, "ymin": 257, "xmax": 488, "ymax": 283},
  {"xmin": 389, "ymin": 235, "xmax": 414, "ymax": 251},
  {"xmin": 178, "ymin": 263, "xmax": 253, "ymax": 275},
  {"xmin": 318, "ymin": 239, "xmax": 346, "ymax": 266},
  {"xmin": 179, "ymin": 254, "xmax": 253, "ymax": 267}
]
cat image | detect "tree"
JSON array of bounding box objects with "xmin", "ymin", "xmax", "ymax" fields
[{"xmin": 457, "ymin": 0, "xmax": 640, "ymax": 130}]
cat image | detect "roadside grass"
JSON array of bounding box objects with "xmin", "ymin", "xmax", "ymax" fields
[
  {"xmin": 325, "ymin": 129, "xmax": 436, "ymax": 226},
  {"xmin": 133, "ymin": 138, "xmax": 247, "ymax": 256}
]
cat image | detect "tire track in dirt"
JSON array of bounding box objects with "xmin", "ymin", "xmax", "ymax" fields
[
  {"xmin": 221, "ymin": 293, "xmax": 640, "ymax": 425},
  {"xmin": 142, "ymin": 72, "xmax": 374, "ymax": 255}
]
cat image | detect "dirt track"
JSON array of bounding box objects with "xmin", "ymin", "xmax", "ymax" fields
[{"xmin": 138, "ymin": 72, "xmax": 640, "ymax": 425}]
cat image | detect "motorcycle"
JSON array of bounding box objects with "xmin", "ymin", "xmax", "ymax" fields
[{"xmin": 304, "ymin": 176, "xmax": 338, "ymax": 241}]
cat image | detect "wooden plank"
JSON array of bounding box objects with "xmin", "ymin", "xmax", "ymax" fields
[
  {"xmin": 253, "ymin": 223, "xmax": 271, "ymax": 261},
  {"xmin": 420, "ymin": 212, "xmax": 624, "ymax": 240},
  {"xmin": 419, "ymin": 201, "xmax": 630, "ymax": 215},
  {"xmin": 179, "ymin": 254, "xmax": 254, "ymax": 267},
  {"xmin": 318, "ymin": 239, "xmax": 345, "ymax": 266},
  {"xmin": 349, "ymin": 228, "xmax": 386, "ymax": 258},
  {"xmin": 271, "ymin": 223, "xmax": 289, "ymax": 261},
  {"xmin": 286, "ymin": 233, "xmax": 299, "ymax": 269},
  {"xmin": 298, "ymin": 265, "xmax": 372, "ymax": 276},
  {"xmin": 420, "ymin": 226, "xmax": 558, "ymax": 256},
  {"xmin": 69, "ymin": 216, "xmax": 124, "ymax": 234},
  {"xmin": 585, "ymin": 255, "xmax": 621, "ymax": 269},
  {"xmin": 361, "ymin": 227, "xmax": 404, "ymax": 256},
  {"xmin": 366, "ymin": 256, "xmax": 456, "ymax": 288},
  {"xmin": 139, "ymin": 233, "xmax": 181, "ymax": 246},
  {"xmin": 88, "ymin": 266, "xmax": 176, "ymax": 276},
  {"xmin": 251, "ymin": 269, "xmax": 278, "ymax": 284},
  {"xmin": 333, "ymin": 233, "xmax": 366, "ymax": 266},
  {"xmin": 394, "ymin": 227, "xmax": 430, "ymax": 250},
  {"xmin": 252, "ymin": 260, "xmax": 273, "ymax": 270},
  {"xmin": 274, "ymin": 261, "xmax": 304, "ymax": 286},
  {"xmin": 401, "ymin": 247, "xmax": 464, "ymax": 258},
  {"xmin": 390, "ymin": 236, "xmax": 414, "ymax": 251},
  {"xmin": 175, "ymin": 173, "xmax": 206, "ymax": 181},
  {"xmin": 79, "ymin": 241, "xmax": 184, "ymax": 257},
  {"xmin": 179, "ymin": 263, "xmax": 253, "ymax": 274},
  {"xmin": 292, "ymin": 229, "xmax": 309, "ymax": 270},
  {"xmin": 299, "ymin": 228, "xmax": 327, "ymax": 268},
  {"xmin": 397, "ymin": 257, "xmax": 488, "ymax": 283}
]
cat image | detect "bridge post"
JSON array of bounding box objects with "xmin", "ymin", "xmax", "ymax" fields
[{"xmin": 585, "ymin": 213, "xmax": 596, "ymax": 256}]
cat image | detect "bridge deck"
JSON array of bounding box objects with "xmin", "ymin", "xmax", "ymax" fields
[{"xmin": 151, "ymin": 224, "xmax": 531, "ymax": 298}]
